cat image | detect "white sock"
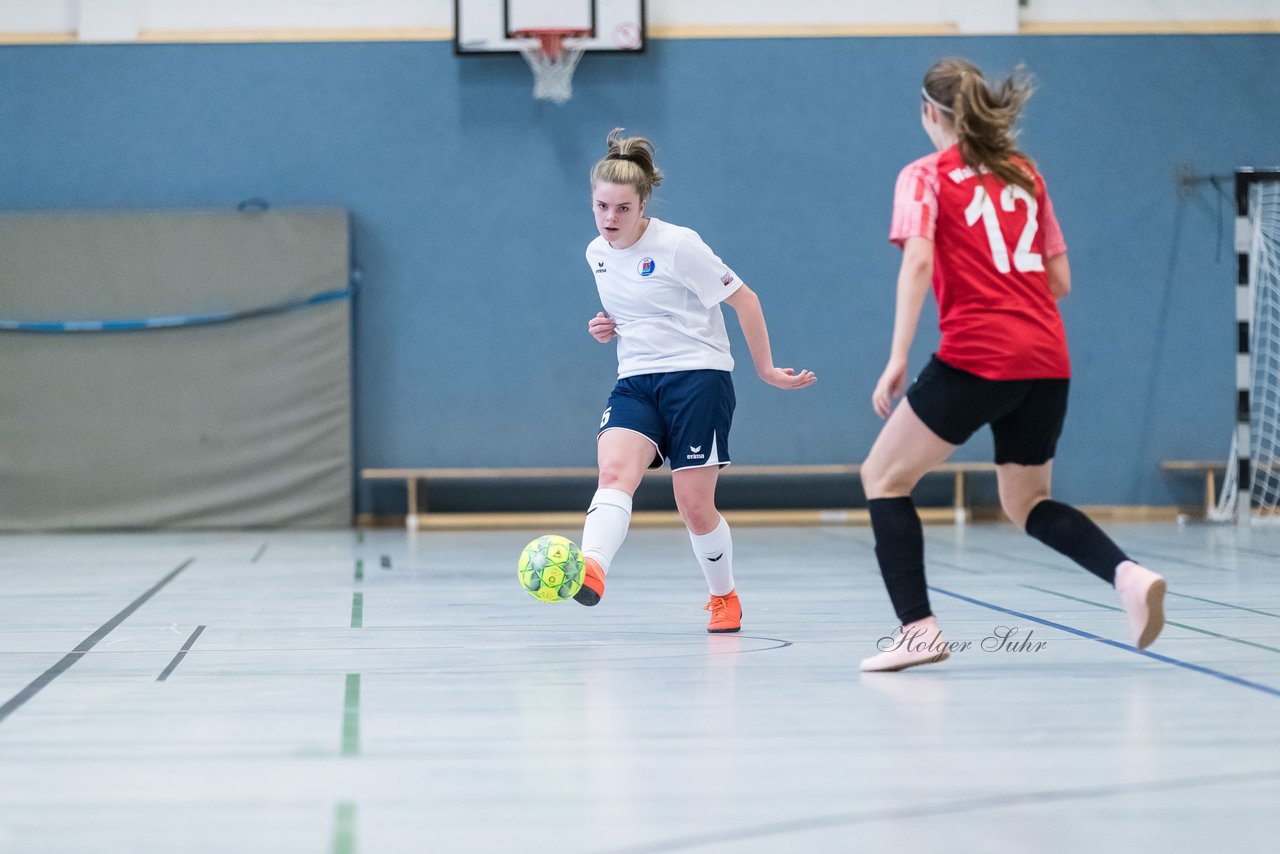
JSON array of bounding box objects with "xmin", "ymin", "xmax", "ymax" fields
[
  {"xmin": 690, "ymin": 515, "xmax": 734, "ymax": 596},
  {"xmin": 582, "ymin": 488, "xmax": 632, "ymax": 575}
]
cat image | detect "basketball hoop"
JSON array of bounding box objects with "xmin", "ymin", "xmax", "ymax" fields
[{"xmin": 512, "ymin": 29, "xmax": 589, "ymax": 105}]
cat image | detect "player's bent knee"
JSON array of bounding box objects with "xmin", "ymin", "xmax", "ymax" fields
[
  {"xmin": 861, "ymin": 461, "xmax": 909, "ymax": 500},
  {"xmin": 597, "ymin": 463, "xmax": 642, "ymax": 492},
  {"xmin": 1001, "ymin": 493, "xmax": 1047, "ymax": 531},
  {"xmin": 679, "ymin": 507, "xmax": 720, "ymax": 535}
]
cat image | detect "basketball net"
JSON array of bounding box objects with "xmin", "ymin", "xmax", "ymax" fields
[{"xmin": 514, "ymin": 30, "xmax": 587, "ymax": 105}]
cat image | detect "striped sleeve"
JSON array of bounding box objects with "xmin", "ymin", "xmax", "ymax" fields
[{"xmin": 889, "ymin": 154, "xmax": 940, "ymax": 248}]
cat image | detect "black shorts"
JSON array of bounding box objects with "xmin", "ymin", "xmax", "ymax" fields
[
  {"xmin": 598, "ymin": 370, "xmax": 735, "ymax": 471},
  {"xmin": 905, "ymin": 355, "xmax": 1069, "ymax": 466}
]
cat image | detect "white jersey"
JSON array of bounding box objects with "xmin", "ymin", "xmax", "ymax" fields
[{"xmin": 586, "ymin": 218, "xmax": 743, "ymax": 379}]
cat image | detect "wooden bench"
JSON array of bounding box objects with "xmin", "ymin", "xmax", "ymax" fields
[
  {"xmin": 1160, "ymin": 460, "xmax": 1225, "ymax": 518},
  {"xmin": 360, "ymin": 462, "xmax": 997, "ymax": 530}
]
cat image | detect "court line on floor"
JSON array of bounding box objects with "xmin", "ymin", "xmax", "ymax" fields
[
  {"xmin": 351, "ymin": 593, "xmax": 364, "ymax": 628},
  {"xmin": 156, "ymin": 625, "xmax": 207, "ymax": 682},
  {"xmin": 821, "ymin": 528, "xmax": 987, "ymax": 575},
  {"xmin": 1120, "ymin": 528, "xmax": 1280, "ymax": 561},
  {"xmin": 0, "ymin": 558, "xmax": 196, "ymax": 724},
  {"xmin": 332, "ymin": 802, "xmax": 357, "ymax": 854},
  {"xmin": 1105, "ymin": 544, "xmax": 1241, "ymax": 574},
  {"xmin": 342, "ymin": 674, "xmax": 360, "ymax": 757},
  {"xmin": 1024, "ymin": 584, "xmax": 1280, "ymax": 653},
  {"xmin": 603, "ymin": 767, "xmax": 1280, "ymax": 854},
  {"xmin": 925, "ymin": 537, "xmax": 1076, "ymax": 575},
  {"xmin": 1113, "ymin": 530, "xmax": 1280, "ymax": 566},
  {"xmin": 251, "ymin": 544, "xmax": 268, "ymax": 563},
  {"xmin": 929, "ymin": 585, "xmax": 1280, "ymax": 698},
  {"xmin": 2, "ymin": 632, "xmax": 793, "ymax": 658},
  {"xmin": 1168, "ymin": 590, "xmax": 1280, "ymax": 618},
  {"xmin": 925, "ymin": 534, "xmax": 1279, "ymax": 617}
]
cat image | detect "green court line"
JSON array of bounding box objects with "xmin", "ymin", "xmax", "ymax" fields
[
  {"xmin": 354, "ymin": 559, "xmax": 363, "ymax": 583},
  {"xmin": 357, "ymin": 529, "xmax": 365, "ymax": 544},
  {"xmin": 1024, "ymin": 584, "xmax": 1280, "ymax": 654},
  {"xmin": 332, "ymin": 801, "xmax": 357, "ymax": 854},
  {"xmin": 1169, "ymin": 590, "xmax": 1280, "ymax": 619},
  {"xmin": 350, "ymin": 592, "xmax": 363, "ymax": 628},
  {"xmin": 342, "ymin": 674, "xmax": 360, "ymax": 757}
]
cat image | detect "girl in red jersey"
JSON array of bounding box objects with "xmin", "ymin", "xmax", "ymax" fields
[{"xmin": 858, "ymin": 58, "xmax": 1168, "ymax": 671}]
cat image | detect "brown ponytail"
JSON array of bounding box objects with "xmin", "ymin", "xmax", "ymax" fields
[
  {"xmin": 590, "ymin": 128, "xmax": 663, "ymax": 202},
  {"xmin": 923, "ymin": 58, "xmax": 1036, "ymax": 195}
]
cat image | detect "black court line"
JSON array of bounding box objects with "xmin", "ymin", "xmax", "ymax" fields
[
  {"xmin": 1113, "ymin": 530, "xmax": 1280, "ymax": 565},
  {"xmin": 251, "ymin": 544, "xmax": 268, "ymax": 563},
  {"xmin": 156, "ymin": 625, "xmax": 207, "ymax": 682},
  {"xmin": 601, "ymin": 768, "xmax": 1280, "ymax": 854},
  {"xmin": 930, "ymin": 585, "xmax": 1280, "ymax": 699},
  {"xmin": 818, "ymin": 528, "xmax": 987, "ymax": 574},
  {"xmin": 1169, "ymin": 590, "xmax": 1280, "ymax": 618},
  {"xmin": 925, "ymin": 536, "xmax": 1077, "ymax": 575},
  {"xmin": 1119, "ymin": 528, "xmax": 1280, "ymax": 561},
  {"xmin": 379, "ymin": 555, "xmax": 391, "ymax": 569},
  {"xmin": 1092, "ymin": 538, "xmax": 1247, "ymax": 574},
  {"xmin": 0, "ymin": 558, "xmax": 195, "ymax": 724}
]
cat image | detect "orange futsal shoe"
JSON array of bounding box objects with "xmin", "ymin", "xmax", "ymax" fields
[
  {"xmin": 704, "ymin": 590, "xmax": 742, "ymax": 633},
  {"xmin": 574, "ymin": 557, "xmax": 605, "ymax": 607}
]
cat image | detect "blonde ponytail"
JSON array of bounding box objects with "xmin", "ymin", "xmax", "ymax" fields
[{"xmin": 590, "ymin": 128, "xmax": 663, "ymax": 202}]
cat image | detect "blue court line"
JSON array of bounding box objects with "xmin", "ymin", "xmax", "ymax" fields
[
  {"xmin": 0, "ymin": 288, "xmax": 350, "ymax": 333},
  {"xmin": 929, "ymin": 585, "xmax": 1280, "ymax": 699}
]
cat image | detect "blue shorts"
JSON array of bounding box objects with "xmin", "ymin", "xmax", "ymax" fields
[{"xmin": 597, "ymin": 370, "xmax": 735, "ymax": 471}]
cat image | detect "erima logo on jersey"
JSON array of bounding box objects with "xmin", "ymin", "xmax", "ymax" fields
[
  {"xmin": 687, "ymin": 445, "xmax": 705, "ymax": 460},
  {"xmin": 595, "ymin": 260, "xmax": 607, "ymax": 274},
  {"xmin": 638, "ymin": 257, "xmax": 656, "ymax": 277}
]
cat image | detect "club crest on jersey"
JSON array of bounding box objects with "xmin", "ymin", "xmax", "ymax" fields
[
  {"xmin": 638, "ymin": 257, "xmax": 656, "ymax": 277},
  {"xmin": 721, "ymin": 272, "xmax": 735, "ymax": 287}
]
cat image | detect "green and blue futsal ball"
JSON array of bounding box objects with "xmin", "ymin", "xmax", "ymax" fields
[{"xmin": 517, "ymin": 535, "xmax": 585, "ymax": 603}]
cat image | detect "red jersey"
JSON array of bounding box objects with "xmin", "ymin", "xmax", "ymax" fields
[{"xmin": 889, "ymin": 145, "xmax": 1070, "ymax": 380}]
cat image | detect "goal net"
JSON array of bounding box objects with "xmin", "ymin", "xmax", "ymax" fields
[{"xmin": 1213, "ymin": 173, "xmax": 1280, "ymax": 523}]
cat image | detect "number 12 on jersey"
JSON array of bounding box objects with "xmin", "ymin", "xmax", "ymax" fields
[{"xmin": 964, "ymin": 184, "xmax": 1043, "ymax": 274}]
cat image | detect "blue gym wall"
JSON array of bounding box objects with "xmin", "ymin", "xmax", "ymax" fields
[{"xmin": 1, "ymin": 35, "xmax": 1277, "ymax": 512}]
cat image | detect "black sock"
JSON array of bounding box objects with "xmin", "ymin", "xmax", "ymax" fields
[
  {"xmin": 1024, "ymin": 499, "xmax": 1129, "ymax": 585},
  {"xmin": 867, "ymin": 497, "xmax": 933, "ymax": 624}
]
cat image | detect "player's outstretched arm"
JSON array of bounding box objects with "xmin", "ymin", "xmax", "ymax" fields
[
  {"xmin": 873, "ymin": 236, "xmax": 933, "ymax": 418},
  {"xmin": 723, "ymin": 285, "xmax": 816, "ymax": 390},
  {"xmin": 588, "ymin": 311, "xmax": 617, "ymax": 342}
]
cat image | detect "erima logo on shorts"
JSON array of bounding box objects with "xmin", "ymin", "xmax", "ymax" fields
[
  {"xmin": 686, "ymin": 445, "xmax": 705, "ymax": 460},
  {"xmin": 638, "ymin": 257, "xmax": 656, "ymax": 277}
]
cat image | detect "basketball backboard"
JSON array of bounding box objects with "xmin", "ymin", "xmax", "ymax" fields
[{"xmin": 454, "ymin": 0, "xmax": 646, "ymax": 55}]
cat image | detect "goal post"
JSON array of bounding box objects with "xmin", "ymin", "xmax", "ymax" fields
[{"xmin": 1212, "ymin": 168, "xmax": 1280, "ymax": 523}]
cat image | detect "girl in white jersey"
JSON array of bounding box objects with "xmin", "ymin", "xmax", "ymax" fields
[{"xmin": 575, "ymin": 128, "xmax": 815, "ymax": 632}]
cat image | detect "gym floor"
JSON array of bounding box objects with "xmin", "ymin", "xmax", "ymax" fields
[{"xmin": 1, "ymin": 521, "xmax": 1277, "ymax": 852}]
